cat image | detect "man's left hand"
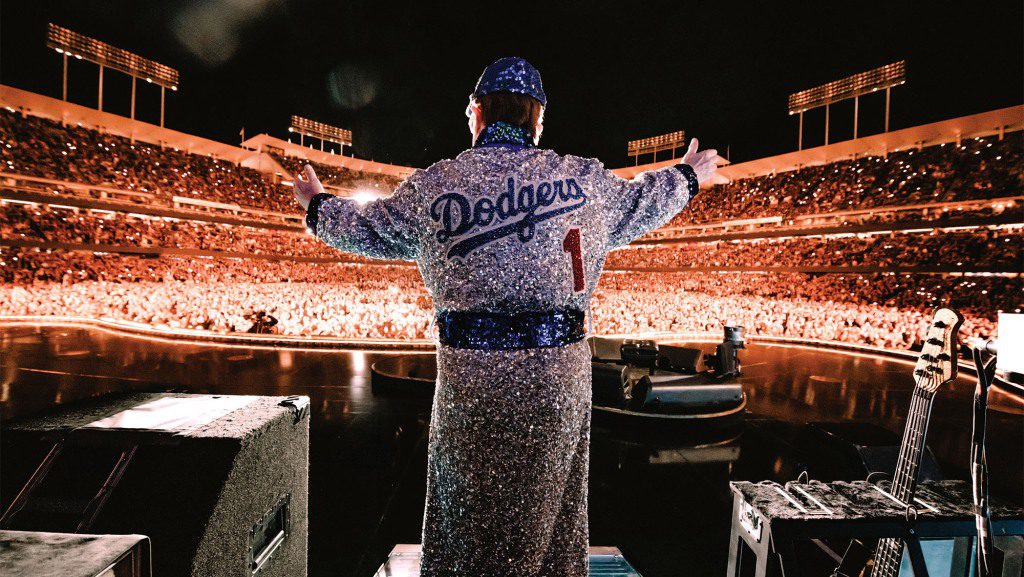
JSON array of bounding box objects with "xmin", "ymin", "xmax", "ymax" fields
[
  {"xmin": 681, "ymin": 138, "xmax": 729, "ymax": 187},
  {"xmin": 293, "ymin": 164, "xmax": 324, "ymax": 210}
]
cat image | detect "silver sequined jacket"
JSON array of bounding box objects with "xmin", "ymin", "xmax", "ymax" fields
[{"xmin": 308, "ymin": 146, "xmax": 696, "ymax": 322}]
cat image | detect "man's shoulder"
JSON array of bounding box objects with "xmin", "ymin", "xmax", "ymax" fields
[
  {"xmin": 411, "ymin": 158, "xmax": 454, "ymax": 177},
  {"xmin": 515, "ymin": 147, "xmax": 598, "ymax": 166},
  {"xmin": 411, "ymin": 156, "xmax": 464, "ymax": 182},
  {"xmin": 558, "ymin": 152, "xmax": 606, "ymax": 173}
]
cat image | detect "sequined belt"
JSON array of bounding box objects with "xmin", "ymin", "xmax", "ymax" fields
[{"xmin": 436, "ymin": 308, "xmax": 586, "ymax": 351}]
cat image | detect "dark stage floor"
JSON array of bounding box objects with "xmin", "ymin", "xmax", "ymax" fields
[{"xmin": 1, "ymin": 321, "xmax": 1021, "ymax": 577}]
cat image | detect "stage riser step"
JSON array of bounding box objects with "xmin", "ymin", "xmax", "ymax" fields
[{"xmin": 374, "ymin": 545, "xmax": 642, "ymax": 576}]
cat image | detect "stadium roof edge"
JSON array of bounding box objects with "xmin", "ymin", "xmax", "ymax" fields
[{"xmin": 613, "ymin": 105, "xmax": 1024, "ymax": 181}]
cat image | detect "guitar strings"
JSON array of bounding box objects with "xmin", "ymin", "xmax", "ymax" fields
[
  {"xmin": 874, "ymin": 342, "xmax": 942, "ymax": 577},
  {"xmin": 882, "ymin": 372, "xmax": 936, "ymax": 577},
  {"xmin": 874, "ymin": 387, "xmax": 921, "ymax": 576},
  {"xmin": 892, "ymin": 366, "xmax": 939, "ymax": 576},
  {"xmin": 875, "ymin": 388, "xmax": 923, "ymax": 577},
  {"xmin": 875, "ymin": 388, "xmax": 925, "ymax": 577}
]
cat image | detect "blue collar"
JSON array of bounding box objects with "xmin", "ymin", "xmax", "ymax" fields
[{"xmin": 474, "ymin": 121, "xmax": 534, "ymax": 149}]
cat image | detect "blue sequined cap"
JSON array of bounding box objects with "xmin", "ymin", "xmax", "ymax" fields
[{"xmin": 472, "ymin": 57, "xmax": 547, "ymax": 107}]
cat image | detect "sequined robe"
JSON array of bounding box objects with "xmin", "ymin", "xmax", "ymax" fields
[{"xmin": 308, "ymin": 124, "xmax": 697, "ymax": 576}]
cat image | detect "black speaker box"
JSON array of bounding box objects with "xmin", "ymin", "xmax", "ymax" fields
[
  {"xmin": 1, "ymin": 393, "xmax": 309, "ymax": 577},
  {"xmin": 589, "ymin": 336, "xmax": 628, "ymax": 361},
  {"xmin": 656, "ymin": 344, "xmax": 705, "ymax": 373},
  {"xmin": 0, "ymin": 530, "xmax": 151, "ymax": 576}
]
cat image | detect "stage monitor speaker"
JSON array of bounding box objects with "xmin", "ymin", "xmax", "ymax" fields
[
  {"xmin": 630, "ymin": 374, "xmax": 742, "ymax": 412},
  {"xmin": 589, "ymin": 336, "xmax": 627, "ymax": 361},
  {"xmin": 0, "ymin": 530, "xmax": 151, "ymax": 577},
  {"xmin": 656, "ymin": 344, "xmax": 705, "ymax": 373},
  {"xmin": 1, "ymin": 393, "xmax": 310, "ymax": 577},
  {"xmin": 591, "ymin": 361, "xmax": 627, "ymax": 406}
]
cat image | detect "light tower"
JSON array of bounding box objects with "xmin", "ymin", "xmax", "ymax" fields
[
  {"xmin": 626, "ymin": 130, "xmax": 686, "ymax": 166},
  {"xmin": 46, "ymin": 23, "xmax": 180, "ymax": 126},
  {"xmin": 288, "ymin": 116, "xmax": 353, "ymax": 156},
  {"xmin": 788, "ymin": 61, "xmax": 906, "ymax": 150}
]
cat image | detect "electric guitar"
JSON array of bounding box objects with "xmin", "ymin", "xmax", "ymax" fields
[{"xmin": 870, "ymin": 307, "xmax": 964, "ymax": 577}]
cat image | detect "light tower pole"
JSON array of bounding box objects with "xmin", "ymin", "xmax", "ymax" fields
[
  {"xmin": 789, "ymin": 61, "xmax": 906, "ymax": 150},
  {"xmin": 97, "ymin": 65, "xmax": 104, "ymax": 111}
]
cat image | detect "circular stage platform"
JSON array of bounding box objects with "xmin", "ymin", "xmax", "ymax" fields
[{"xmin": 1, "ymin": 320, "xmax": 1021, "ymax": 577}]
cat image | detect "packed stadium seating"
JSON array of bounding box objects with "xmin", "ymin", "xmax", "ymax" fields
[
  {"xmin": 269, "ymin": 153, "xmax": 403, "ymax": 193},
  {"xmin": 2, "ymin": 246, "xmax": 1018, "ymax": 346},
  {"xmin": 0, "ymin": 203, "xmax": 336, "ymax": 258},
  {"xmin": 6, "ymin": 203, "xmax": 1017, "ymax": 271},
  {"xmin": 0, "ymin": 110, "xmax": 294, "ymax": 211},
  {"xmin": 0, "ymin": 252, "xmax": 428, "ymax": 339},
  {"xmin": 607, "ymin": 229, "xmax": 1021, "ymax": 270},
  {"xmin": 667, "ymin": 133, "xmax": 1022, "ymax": 227},
  {"xmin": 1, "ymin": 106, "xmax": 1021, "ymax": 347}
]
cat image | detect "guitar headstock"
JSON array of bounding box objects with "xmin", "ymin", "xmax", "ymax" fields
[{"xmin": 914, "ymin": 307, "xmax": 964, "ymax": 393}]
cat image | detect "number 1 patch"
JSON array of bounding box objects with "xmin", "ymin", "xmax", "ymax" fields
[{"xmin": 562, "ymin": 227, "xmax": 585, "ymax": 293}]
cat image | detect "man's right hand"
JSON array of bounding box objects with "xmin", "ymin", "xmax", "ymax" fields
[{"xmin": 681, "ymin": 138, "xmax": 727, "ymax": 186}]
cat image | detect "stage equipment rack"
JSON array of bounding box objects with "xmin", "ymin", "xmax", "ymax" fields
[{"xmin": 726, "ymin": 480, "xmax": 1023, "ymax": 577}]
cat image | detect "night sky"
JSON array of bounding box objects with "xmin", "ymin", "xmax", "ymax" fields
[{"xmin": 1, "ymin": 1, "xmax": 1021, "ymax": 168}]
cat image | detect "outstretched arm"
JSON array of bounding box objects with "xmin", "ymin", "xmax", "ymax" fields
[
  {"xmin": 294, "ymin": 165, "xmax": 420, "ymax": 261},
  {"xmin": 602, "ymin": 138, "xmax": 722, "ymax": 248}
]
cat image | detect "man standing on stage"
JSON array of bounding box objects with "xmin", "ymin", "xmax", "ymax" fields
[{"xmin": 294, "ymin": 57, "xmax": 721, "ymax": 577}]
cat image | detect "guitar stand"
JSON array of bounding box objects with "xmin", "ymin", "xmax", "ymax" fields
[{"xmin": 726, "ymin": 480, "xmax": 1024, "ymax": 577}]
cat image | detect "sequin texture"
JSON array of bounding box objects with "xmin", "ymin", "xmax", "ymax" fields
[
  {"xmin": 474, "ymin": 121, "xmax": 533, "ymax": 149},
  {"xmin": 422, "ymin": 340, "xmax": 592, "ymax": 576},
  {"xmin": 436, "ymin": 308, "xmax": 585, "ymax": 350},
  {"xmin": 472, "ymin": 57, "xmax": 547, "ymax": 106},
  {"xmin": 312, "ymin": 144, "xmax": 696, "ymax": 576}
]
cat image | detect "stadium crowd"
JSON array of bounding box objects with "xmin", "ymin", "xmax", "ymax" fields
[
  {"xmin": 667, "ymin": 134, "xmax": 1023, "ymax": 227},
  {"xmin": 6, "ymin": 203, "xmax": 1018, "ymax": 271},
  {"xmin": 596, "ymin": 271, "xmax": 1014, "ymax": 347},
  {"xmin": 269, "ymin": 153, "xmax": 404, "ymax": 193},
  {"xmin": 645, "ymin": 200, "xmax": 1019, "ymax": 242},
  {"xmin": 1, "ymin": 109, "xmax": 1021, "ymax": 349},
  {"xmin": 1, "ymin": 248, "xmax": 1017, "ymax": 347},
  {"xmin": 607, "ymin": 228, "xmax": 1021, "ymax": 270},
  {"xmin": 0, "ymin": 109, "xmax": 399, "ymax": 213},
  {"xmin": 0, "ymin": 203, "xmax": 342, "ymax": 259},
  {"xmin": 4, "ymin": 109, "xmax": 1020, "ymax": 232}
]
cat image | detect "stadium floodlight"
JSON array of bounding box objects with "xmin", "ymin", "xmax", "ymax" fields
[
  {"xmin": 788, "ymin": 60, "xmax": 906, "ymax": 149},
  {"xmin": 626, "ymin": 130, "xmax": 686, "ymax": 165},
  {"xmin": 46, "ymin": 23, "xmax": 180, "ymax": 126},
  {"xmin": 788, "ymin": 61, "xmax": 905, "ymax": 115},
  {"xmin": 289, "ymin": 116, "xmax": 353, "ymax": 154}
]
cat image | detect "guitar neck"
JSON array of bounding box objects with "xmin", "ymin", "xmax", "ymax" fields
[
  {"xmin": 890, "ymin": 387, "xmax": 935, "ymax": 502},
  {"xmin": 871, "ymin": 307, "xmax": 961, "ymax": 577},
  {"xmin": 870, "ymin": 387, "xmax": 937, "ymax": 577}
]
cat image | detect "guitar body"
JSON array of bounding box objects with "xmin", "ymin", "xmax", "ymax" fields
[{"xmin": 869, "ymin": 307, "xmax": 963, "ymax": 577}]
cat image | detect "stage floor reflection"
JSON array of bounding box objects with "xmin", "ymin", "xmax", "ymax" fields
[{"xmin": 1, "ymin": 322, "xmax": 1021, "ymax": 577}]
